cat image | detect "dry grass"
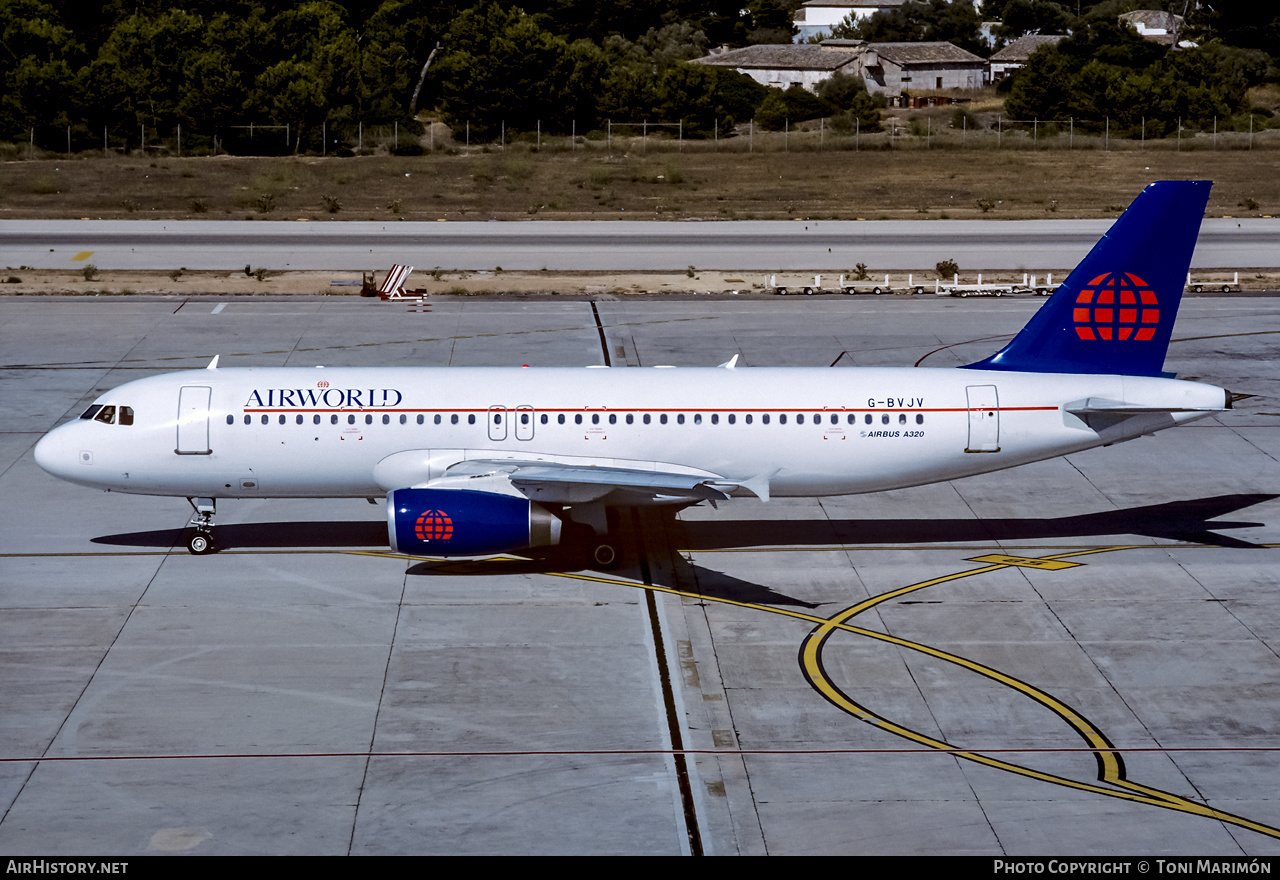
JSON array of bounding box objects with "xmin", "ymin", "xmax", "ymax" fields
[{"xmin": 2, "ymin": 133, "xmax": 1278, "ymax": 222}]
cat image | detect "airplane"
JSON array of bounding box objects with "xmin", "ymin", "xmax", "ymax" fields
[{"xmin": 34, "ymin": 180, "xmax": 1231, "ymax": 567}]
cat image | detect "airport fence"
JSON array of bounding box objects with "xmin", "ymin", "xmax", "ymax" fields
[{"xmin": 8, "ymin": 113, "xmax": 1278, "ymax": 160}]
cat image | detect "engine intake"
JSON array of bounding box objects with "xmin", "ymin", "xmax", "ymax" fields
[{"xmin": 387, "ymin": 488, "xmax": 562, "ymax": 557}]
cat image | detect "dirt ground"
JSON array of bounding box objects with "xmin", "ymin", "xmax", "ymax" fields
[{"xmin": 3, "ymin": 266, "xmax": 1275, "ymax": 298}]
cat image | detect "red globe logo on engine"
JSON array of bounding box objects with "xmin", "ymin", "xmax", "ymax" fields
[
  {"xmin": 1073, "ymin": 272, "xmax": 1159, "ymax": 341},
  {"xmin": 414, "ymin": 510, "xmax": 454, "ymax": 542}
]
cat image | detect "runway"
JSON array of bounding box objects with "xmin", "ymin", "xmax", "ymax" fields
[
  {"xmin": 2, "ymin": 294, "xmax": 1279, "ymax": 855},
  {"xmin": 3, "ymin": 217, "xmax": 1279, "ymax": 272}
]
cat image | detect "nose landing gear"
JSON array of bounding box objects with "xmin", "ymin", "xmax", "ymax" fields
[{"xmin": 186, "ymin": 497, "xmax": 219, "ymax": 554}]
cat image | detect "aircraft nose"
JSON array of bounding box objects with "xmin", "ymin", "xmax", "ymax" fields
[{"xmin": 34, "ymin": 425, "xmax": 77, "ymax": 480}]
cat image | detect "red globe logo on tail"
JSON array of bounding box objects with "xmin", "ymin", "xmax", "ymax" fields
[
  {"xmin": 414, "ymin": 510, "xmax": 454, "ymax": 542},
  {"xmin": 1073, "ymin": 272, "xmax": 1159, "ymax": 341}
]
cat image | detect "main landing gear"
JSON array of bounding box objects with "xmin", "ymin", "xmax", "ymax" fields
[
  {"xmin": 186, "ymin": 497, "xmax": 218, "ymax": 555},
  {"xmin": 591, "ymin": 540, "xmax": 618, "ymax": 569},
  {"xmin": 557, "ymin": 518, "xmax": 620, "ymax": 570}
]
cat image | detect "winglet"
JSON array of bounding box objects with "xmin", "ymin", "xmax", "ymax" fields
[
  {"xmin": 718, "ymin": 354, "xmax": 740, "ymax": 369},
  {"xmin": 206, "ymin": 355, "xmax": 220, "ymax": 370}
]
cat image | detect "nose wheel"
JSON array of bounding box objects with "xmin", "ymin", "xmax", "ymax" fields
[
  {"xmin": 186, "ymin": 497, "xmax": 219, "ymax": 555},
  {"xmin": 188, "ymin": 529, "xmax": 217, "ymax": 555}
]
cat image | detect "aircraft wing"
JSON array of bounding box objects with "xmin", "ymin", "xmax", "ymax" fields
[{"xmin": 462, "ymin": 460, "xmax": 733, "ymax": 504}]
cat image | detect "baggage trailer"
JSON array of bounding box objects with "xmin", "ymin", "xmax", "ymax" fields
[{"xmin": 1186, "ymin": 272, "xmax": 1241, "ymax": 293}]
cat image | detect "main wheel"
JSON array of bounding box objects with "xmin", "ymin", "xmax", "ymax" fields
[{"xmin": 592, "ymin": 542, "xmax": 619, "ymax": 569}]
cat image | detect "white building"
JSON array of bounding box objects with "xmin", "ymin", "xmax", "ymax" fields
[
  {"xmin": 693, "ymin": 44, "xmax": 860, "ymax": 93},
  {"xmin": 793, "ymin": 0, "xmax": 912, "ymax": 42},
  {"xmin": 825, "ymin": 40, "xmax": 988, "ymax": 95},
  {"xmin": 988, "ymin": 34, "xmax": 1065, "ymax": 82}
]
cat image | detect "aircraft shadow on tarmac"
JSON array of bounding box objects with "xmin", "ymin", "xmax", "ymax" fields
[
  {"xmin": 672, "ymin": 493, "xmax": 1277, "ymax": 551},
  {"xmin": 93, "ymin": 493, "xmax": 1274, "ymax": 561}
]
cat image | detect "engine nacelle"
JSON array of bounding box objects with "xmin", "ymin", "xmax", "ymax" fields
[{"xmin": 387, "ymin": 488, "xmax": 562, "ymax": 557}]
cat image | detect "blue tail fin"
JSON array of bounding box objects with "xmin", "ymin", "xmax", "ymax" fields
[{"xmin": 963, "ymin": 180, "xmax": 1211, "ymax": 377}]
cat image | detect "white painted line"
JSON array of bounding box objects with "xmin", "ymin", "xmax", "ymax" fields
[{"xmin": 211, "ymin": 303, "xmax": 226, "ymax": 314}]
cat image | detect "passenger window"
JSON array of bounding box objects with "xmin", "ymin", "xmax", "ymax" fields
[
  {"xmin": 331, "ymin": 414, "xmax": 339, "ymax": 425},
  {"xmin": 227, "ymin": 415, "xmax": 234, "ymax": 425},
  {"xmin": 660, "ymin": 414, "xmax": 668, "ymax": 425},
  {"xmin": 797, "ymin": 414, "xmax": 804, "ymax": 425},
  {"xmin": 609, "ymin": 414, "xmax": 616, "ymax": 425},
  {"xmin": 711, "ymin": 414, "xmax": 719, "ymax": 425},
  {"xmin": 314, "ymin": 415, "xmax": 321, "ymax": 425},
  {"xmin": 916, "ymin": 414, "xmax": 924, "ymax": 424},
  {"xmin": 899, "ymin": 414, "xmax": 907, "ymax": 425},
  {"xmin": 558, "ymin": 414, "xmax": 565, "ymax": 425},
  {"xmin": 694, "ymin": 414, "xmax": 702, "ymax": 425},
  {"xmin": 677, "ymin": 414, "xmax": 685, "ymax": 425},
  {"xmin": 261, "ymin": 414, "xmax": 269, "ymax": 425},
  {"xmin": 278, "ymin": 414, "xmax": 286, "ymax": 425},
  {"xmin": 575, "ymin": 414, "xmax": 583, "ymax": 425},
  {"xmin": 468, "ymin": 414, "xmax": 475, "ymax": 425},
  {"xmin": 94, "ymin": 406, "xmax": 116, "ymax": 424},
  {"xmin": 881, "ymin": 414, "xmax": 889, "ymax": 425},
  {"xmin": 727, "ymin": 414, "xmax": 734, "ymax": 425},
  {"xmin": 592, "ymin": 414, "xmax": 599, "ymax": 425},
  {"xmin": 119, "ymin": 406, "xmax": 134, "ymax": 426},
  {"xmin": 643, "ymin": 414, "xmax": 651, "ymax": 425},
  {"xmin": 296, "ymin": 414, "xmax": 304, "ymax": 425},
  {"xmin": 540, "ymin": 414, "xmax": 548, "ymax": 424},
  {"xmin": 383, "ymin": 414, "xmax": 391, "ymax": 425},
  {"xmin": 762, "ymin": 414, "xmax": 770, "ymax": 425},
  {"xmin": 745, "ymin": 414, "xmax": 752, "ymax": 424},
  {"xmin": 451, "ymin": 414, "xmax": 458, "ymax": 425},
  {"xmin": 625, "ymin": 414, "xmax": 633, "ymax": 424},
  {"xmin": 417, "ymin": 414, "xmax": 424, "ymax": 425},
  {"xmin": 365, "ymin": 414, "xmax": 373, "ymax": 425},
  {"xmin": 348, "ymin": 414, "xmax": 356, "ymax": 425},
  {"xmin": 245, "ymin": 415, "xmax": 252, "ymax": 425},
  {"xmin": 865, "ymin": 414, "xmax": 872, "ymax": 425}
]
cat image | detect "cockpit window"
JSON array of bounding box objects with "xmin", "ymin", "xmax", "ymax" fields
[
  {"xmin": 94, "ymin": 406, "xmax": 116, "ymax": 424},
  {"xmin": 118, "ymin": 406, "xmax": 134, "ymax": 426},
  {"xmin": 79, "ymin": 405, "xmax": 102, "ymax": 420}
]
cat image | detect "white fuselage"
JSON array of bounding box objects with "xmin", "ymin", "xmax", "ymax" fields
[{"xmin": 34, "ymin": 365, "xmax": 1227, "ymax": 502}]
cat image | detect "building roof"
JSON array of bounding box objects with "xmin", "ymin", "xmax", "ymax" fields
[
  {"xmin": 694, "ymin": 44, "xmax": 858, "ymax": 72},
  {"xmin": 864, "ymin": 42, "xmax": 987, "ymax": 66},
  {"xmin": 819, "ymin": 39, "xmax": 867, "ymax": 50},
  {"xmin": 1119, "ymin": 9, "xmax": 1183, "ymax": 31},
  {"xmin": 990, "ymin": 34, "xmax": 1066, "ymax": 62}
]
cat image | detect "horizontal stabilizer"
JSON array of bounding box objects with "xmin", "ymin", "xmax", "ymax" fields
[{"xmin": 1065, "ymin": 397, "xmax": 1227, "ymax": 415}]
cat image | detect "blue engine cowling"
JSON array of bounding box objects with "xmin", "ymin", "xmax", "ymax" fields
[{"xmin": 387, "ymin": 488, "xmax": 562, "ymax": 557}]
